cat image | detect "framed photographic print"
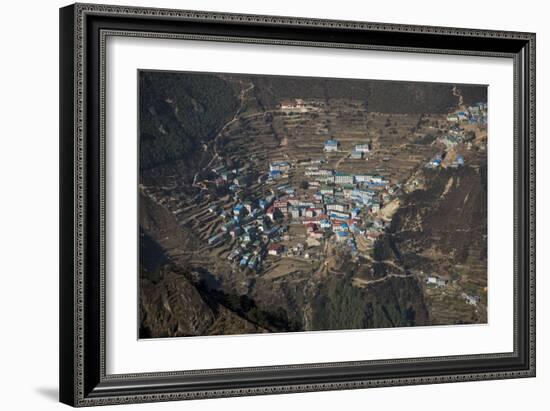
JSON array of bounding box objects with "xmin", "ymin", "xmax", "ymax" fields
[{"xmin": 59, "ymin": 3, "xmax": 536, "ymax": 407}]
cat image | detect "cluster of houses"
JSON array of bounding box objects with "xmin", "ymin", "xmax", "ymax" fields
[
  {"xmin": 202, "ymin": 130, "xmax": 402, "ymax": 272},
  {"xmin": 209, "ymin": 194, "xmax": 289, "ymax": 272},
  {"xmin": 425, "ymin": 109, "xmax": 483, "ymax": 170},
  {"xmin": 425, "ymin": 151, "xmax": 465, "ymax": 170},
  {"xmin": 210, "ymin": 164, "xmax": 254, "ymax": 193},
  {"xmin": 446, "ymin": 102, "xmax": 487, "ymax": 125},
  {"xmin": 439, "ymin": 123, "xmax": 476, "ymax": 149},
  {"xmin": 323, "ymin": 139, "xmax": 371, "ymax": 160},
  {"xmin": 263, "ymin": 159, "xmax": 395, "ymax": 250},
  {"xmin": 204, "ymin": 149, "xmax": 398, "ymax": 272},
  {"xmin": 426, "ymin": 276, "xmax": 481, "ymax": 308}
]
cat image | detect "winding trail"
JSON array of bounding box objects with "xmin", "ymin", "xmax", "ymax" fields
[
  {"xmin": 204, "ymin": 81, "xmax": 256, "ymax": 170},
  {"xmin": 452, "ymin": 85, "xmax": 465, "ymax": 110},
  {"xmin": 353, "ymin": 272, "xmax": 412, "ymax": 288},
  {"xmin": 334, "ymin": 150, "xmax": 353, "ymax": 170}
]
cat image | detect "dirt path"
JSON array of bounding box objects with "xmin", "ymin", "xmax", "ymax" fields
[
  {"xmin": 440, "ymin": 177, "xmax": 454, "ymax": 199},
  {"xmin": 352, "ymin": 272, "xmax": 411, "ymax": 288},
  {"xmin": 334, "ymin": 150, "xmax": 353, "ymax": 170},
  {"xmin": 204, "ymin": 81, "xmax": 256, "ymax": 170},
  {"xmin": 452, "ymin": 85, "xmax": 465, "ymax": 110}
]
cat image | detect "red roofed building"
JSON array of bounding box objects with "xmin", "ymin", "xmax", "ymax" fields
[{"xmin": 268, "ymin": 244, "xmax": 285, "ymax": 256}]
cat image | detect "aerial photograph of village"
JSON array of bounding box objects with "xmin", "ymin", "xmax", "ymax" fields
[{"xmin": 138, "ymin": 70, "xmax": 488, "ymax": 338}]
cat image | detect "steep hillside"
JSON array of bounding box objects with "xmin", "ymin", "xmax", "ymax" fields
[
  {"xmin": 239, "ymin": 73, "xmax": 486, "ymax": 114},
  {"xmin": 312, "ymin": 273, "xmax": 428, "ymax": 330},
  {"xmin": 390, "ymin": 166, "xmax": 487, "ymax": 270},
  {"xmin": 139, "ymin": 71, "xmax": 239, "ymax": 170},
  {"xmin": 139, "ymin": 192, "xmax": 300, "ymax": 337},
  {"xmin": 383, "ymin": 165, "xmax": 488, "ymax": 324},
  {"xmin": 140, "ymin": 271, "xmax": 266, "ymax": 338}
]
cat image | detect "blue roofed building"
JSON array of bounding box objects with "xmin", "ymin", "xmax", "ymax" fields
[
  {"xmin": 324, "ymin": 139, "xmax": 339, "ymax": 152},
  {"xmin": 457, "ymin": 111, "xmax": 469, "ymax": 121},
  {"xmin": 320, "ymin": 219, "xmax": 331, "ymax": 229},
  {"xmin": 239, "ymin": 254, "xmax": 250, "ymax": 266},
  {"xmin": 334, "ymin": 172, "xmax": 354, "ymax": 185},
  {"xmin": 233, "ymin": 204, "xmax": 246, "ymax": 216}
]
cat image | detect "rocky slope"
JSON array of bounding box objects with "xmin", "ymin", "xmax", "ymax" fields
[
  {"xmin": 385, "ymin": 165, "xmax": 488, "ymax": 324},
  {"xmin": 140, "ymin": 271, "xmax": 265, "ymax": 338}
]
